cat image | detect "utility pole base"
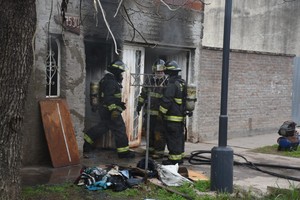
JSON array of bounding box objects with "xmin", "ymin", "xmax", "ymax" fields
[{"xmin": 210, "ymin": 146, "xmax": 233, "ymax": 193}]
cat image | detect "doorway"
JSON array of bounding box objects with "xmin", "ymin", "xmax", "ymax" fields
[{"xmin": 84, "ymin": 40, "xmax": 115, "ymax": 148}]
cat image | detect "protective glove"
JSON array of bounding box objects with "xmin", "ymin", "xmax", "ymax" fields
[
  {"xmin": 120, "ymin": 102, "xmax": 126, "ymax": 110},
  {"xmin": 187, "ymin": 111, "xmax": 193, "ymax": 117},
  {"xmin": 111, "ymin": 110, "xmax": 121, "ymax": 120}
]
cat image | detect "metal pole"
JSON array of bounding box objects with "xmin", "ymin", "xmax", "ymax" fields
[
  {"xmin": 210, "ymin": 0, "xmax": 234, "ymax": 193},
  {"xmin": 144, "ymin": 90, "xmax": 151, "ymax": 180}
]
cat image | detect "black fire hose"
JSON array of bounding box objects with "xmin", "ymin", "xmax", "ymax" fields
[{"xmin": 188, "ymin": 150, "xmax": 300, "ymax": 182}]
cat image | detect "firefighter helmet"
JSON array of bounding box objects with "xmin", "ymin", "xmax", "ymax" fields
[
  {"xmin": 278, "ymin": 121, "xmax": 297, "ymax": 137},
  {"xmin": 108, "ymin": 60, "xmax": 126, "ymax": 72},
  {"xmin": 164, "ymin": 60, "xmax": 181, "ymax": 71},
  {"xmin": 152, "ymin": 59, "xmax": 165, "ymax": 73}
]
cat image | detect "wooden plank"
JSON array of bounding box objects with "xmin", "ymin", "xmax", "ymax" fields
[
  {"xmin": 40, "ymin": 98, "xmax": 80, "ymax": 168},
  {"xmin": 187, "ymin": 169, "xmax": 209, "ymax": 181}
]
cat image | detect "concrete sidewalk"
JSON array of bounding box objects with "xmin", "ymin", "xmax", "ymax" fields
[
  {"xmin": 21, "ymin": 132, "xmax": 300, "ymax": 195},
  {"xmin": 183, "ymin": 133, "xmax": 300, "ymax": 193}
]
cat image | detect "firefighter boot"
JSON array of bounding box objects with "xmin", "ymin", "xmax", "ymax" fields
[{"xmin": 83, "ymin": 141, "xmax": 95, "ymax": 153}]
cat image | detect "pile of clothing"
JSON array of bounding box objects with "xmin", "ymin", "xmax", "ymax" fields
[
  {"xmin": 74, "ymin": 165, "xmax": 145, "ymax": 191},
  {"xmin": 74, "ymin": 159, "xmax": 158, "ymax": 191},
  {"xmin": 74, "ymin": 158, "xmax": 192, "ymax": 191}
]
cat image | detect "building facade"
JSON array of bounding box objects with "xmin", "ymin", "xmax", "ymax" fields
[
  {"xmin": 22, "ymin": 0, "xmax": 203, "ymax": 165},
  {"xmin": 22, "ymin": 0, "xmax": 298, "ymax": 166}
]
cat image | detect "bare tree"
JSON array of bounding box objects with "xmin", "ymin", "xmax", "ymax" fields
[{"xmin": 0, "ymin": 1, "xmax": 36, "ymax": 199}]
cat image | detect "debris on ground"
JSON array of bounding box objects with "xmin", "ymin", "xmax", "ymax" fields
[{"xmin": 74, "ymin": 158, "xmax": 207, "ymax": 193}]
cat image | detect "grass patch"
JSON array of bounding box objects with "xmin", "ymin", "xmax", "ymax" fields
[
  {"xmin": 265, "ymin": 186, "xmax": 300, "ymax": 200},
  {"xmin": 22, "ymin": 181, "xmax": 213, "ymax": 200},
  {"xmin": 194, "ymin": 180, "xmax": 211, "ymax": 192},
  {"xmin": 251, "ymin": 144, "xmax": 300, "ymax": 158},
  {"xmin": 22, "ymin": 179, "xmax": 300, "ymax": 200},
  {"xmin": 21, "ymin": 182, "xmax": 85, "ymax": 200}
]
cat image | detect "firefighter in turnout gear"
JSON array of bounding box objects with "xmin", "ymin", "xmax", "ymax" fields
[
  {"xmin": 137, "ymin": 59, "xmax": 167, "ymax": 159},
  {"xmin": 83, "ymin": 60, "xmax": 135, "ymax": 159},
  {"xmin": 159, "ymin": 60, "xmax": 187, "ymax": 165}
]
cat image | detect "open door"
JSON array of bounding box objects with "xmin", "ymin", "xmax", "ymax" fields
[{"xmin": 122, "ymin": 45, "xmax": 145, "ymax": 147}]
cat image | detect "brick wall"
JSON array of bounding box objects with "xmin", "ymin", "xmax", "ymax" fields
[{"xmin": 195, "ymin": 48, "xmax": 294, "ymax": 141}]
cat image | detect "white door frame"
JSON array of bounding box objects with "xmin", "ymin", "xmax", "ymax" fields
[{"xmin": 122, "ymin": 45, "xmax": 145, "ymax": 147}]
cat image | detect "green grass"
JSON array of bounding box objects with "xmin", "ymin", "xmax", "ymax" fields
[
  {"xmin": 21, "ymin": 180, "xmax": 213, "ymax": 200},
  {"xmin": 21, "ymin": 182, "xmax": 84, "ymax": 200},
  {"xmin": 22, "ymin": 181, "xmax": 300, "ymax": 200},
  {"xmin": 251, "ymin": 144, "xmax": 300, "ymax": 158},
  {"xmin": 22, "ymin": 179, "xmax": 300, "ymax": 200},
  {"xmin": 264, "ymin": 186, "xmax": 300, "ymax": 200}
]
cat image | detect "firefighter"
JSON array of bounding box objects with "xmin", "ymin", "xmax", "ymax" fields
[
  {"xmin": 159, "ymin": 60, "xmax": 187, "ymax": 165},
  {"xmin": 136, "ymin": 59, "xmax": 166, "ymax": 159},
  {"xmin": 83, "ymin": 60, "xmax": 135, "ymax": 159}
]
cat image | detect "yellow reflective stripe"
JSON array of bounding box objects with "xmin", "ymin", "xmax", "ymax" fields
[
  {"xmin": 117, "ymin": 146, "xmax": 130, "ymax": 153},
  {"xmin": 114, "ymin": 93, "xmax": 121, "ymax": 98},
  {"xmin": 165, "ymin": 115, "xmax": 184, "ymax": 122},
  {"xmin": 108, "ymin": 104, "xmax": 117, "ymax": 111},
  {"xmin": 107, "ymin": 104, "xmax": 123, "ymax": 111},
  {"xmin": 149, "ymin": 92, "xmax": 163, "ymax": 98},
  {"xmin": 155, "ymin": 150, "xmax": 165, "ymax": 155},
  {"xmin": 138, "ymin": 96, "xmax": 145, "ymax": 103},
  {"xmin": 145, "ymin": 110, "xmax": 159, "ymax": 115},
  {"xmin": 84, "ymin": 134, "xmax": 94, "ymax": 144},
  {"xmin": 179, "ymin": 83, "xmax": 184, "ymax": 91},
  {"xmin": 174, "ymin": 98, "xmax": 182, "ymax": 104},
  {"xmin": 165, "ymin": 65, "xmax": 176, "ymax": 70},
  {"xmin": 112, "ymin": 64, "xmax": 124, "ymax": 70},
  {"xmin": 168, "ymin": 154, "xmax": 182, "ymax": 160},
  {"xmin": 159, "ymin": 106, "xmax": 168, "ymax": 114}
]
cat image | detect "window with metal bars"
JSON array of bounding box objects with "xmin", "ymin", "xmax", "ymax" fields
[{"xmin": 46, "ymin": 36, "xmax": 61, "ymax": 97}]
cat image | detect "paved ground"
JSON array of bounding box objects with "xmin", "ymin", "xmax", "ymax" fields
[
  {"xmin": 21, "ymin": 132, "xmax": 300, "ymax": 194},
  {"xmin": 185, "ymin": 133, "xmax": 300, "ymax": 193}
]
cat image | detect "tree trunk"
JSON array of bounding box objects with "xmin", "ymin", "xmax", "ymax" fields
[{"xmin": 0, "ymin": 1, "xmax": 36, "ymax": 199}]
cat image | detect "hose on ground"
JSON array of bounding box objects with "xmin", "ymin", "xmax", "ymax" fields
[{"xmin": 188, "ymin": 150, "xmax": 300, "ymax": 182}]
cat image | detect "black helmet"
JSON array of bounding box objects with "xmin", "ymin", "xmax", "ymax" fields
[
  {"xmin": 152, "ymin": 59, "xmax": 165, "ymax": 73},
  {"xmin": 278, "ymin": 121, "xmax": 297, "ymax": 137},
  {"xmin": 164, "ymin": 60, "xmax": 181, "ymax": 71},
  {"xmin": 108, "ymin": 60, "xmax": 126, "ymax": 72}
]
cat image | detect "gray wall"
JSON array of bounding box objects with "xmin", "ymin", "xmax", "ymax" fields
[
  {"xmin": 22, "ymin": 0, "xmax": 86, "ymax": 165},
  {"xmin": 203, "ymin": 0, "xmax": 300, "ymax": 56},
  {"xmin": 122, "ymin": 1, "xmax": 203, "ymax": 47}
]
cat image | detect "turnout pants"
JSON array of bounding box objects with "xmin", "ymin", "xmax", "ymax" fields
[
  {"xmin": 99, "ymin": 107, "xmax": 129, "ymax": 152},
  {"xmin": 164, "ymin": 121, "xmax": 184, "ymax": 160}
]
